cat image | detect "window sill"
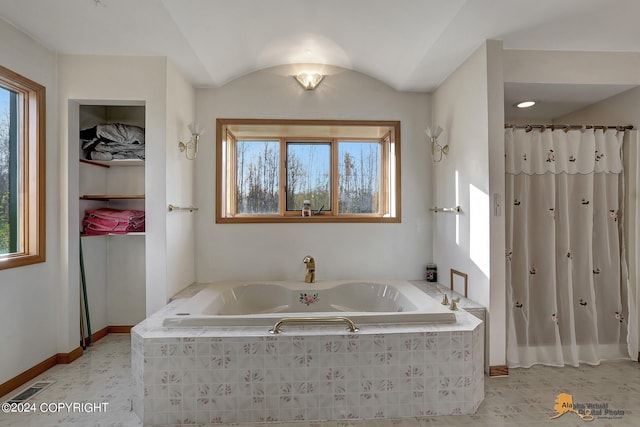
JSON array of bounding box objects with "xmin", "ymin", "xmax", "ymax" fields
[
  {"xmin": 216, "ymin": 215, "xmax": 400, "ymax": 224},
  {"xmin": 0, "ymin": 253, "xmax": 46, "ymax": 270}
]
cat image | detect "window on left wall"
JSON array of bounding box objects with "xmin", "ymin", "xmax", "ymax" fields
[{"xmin": 0, "ymin": 65, "xmax": 46, "ymax": 269}]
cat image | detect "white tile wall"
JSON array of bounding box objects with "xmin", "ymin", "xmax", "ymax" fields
[
  {"xmin": 5, "ymin": 334, "xmax": 640, "ymax": 427},
  {"xmin": 132, "ymin": 302, "xmax": 483, "ymax": 425}
]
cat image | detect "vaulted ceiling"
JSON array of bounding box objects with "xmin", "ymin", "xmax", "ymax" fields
[
  {"xmin": 1, "ymin": 0, "xmax": 639, "ymax": 93},
  {"xmin": 2, "ymin": 0, "xmax": 640, "ymax": 120}
]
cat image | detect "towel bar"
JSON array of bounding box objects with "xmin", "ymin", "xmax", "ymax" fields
[
  {"xmin": 268, "ymin": 316, "xmax": 359, "ymax": 334},
  {"xmin": 429, "ymin": 206, "xmax": 461, "ymax": 213},
  {"xmin": 168, "ymin": 204, "xmax": 199, "ymax": 212}
]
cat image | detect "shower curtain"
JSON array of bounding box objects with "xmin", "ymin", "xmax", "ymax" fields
[{"xmin": 505, "ymin": 127, "xmax": 635, "ymax": 367}]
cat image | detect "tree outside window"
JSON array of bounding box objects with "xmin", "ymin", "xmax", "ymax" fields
[
  {"xmin": 217, "ymin": 119, "xmax": 400, "ymax": 223},
  {"xmin": 0, "ymin": 65, "xmax": 46, "ymax": 269}
]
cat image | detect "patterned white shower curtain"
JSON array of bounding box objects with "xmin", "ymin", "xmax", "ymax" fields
[{"xmin": 505, "ymin": 127, "xmax": 633, "ymax": 367}]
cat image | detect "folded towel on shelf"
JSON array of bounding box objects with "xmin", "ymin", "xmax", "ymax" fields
[
  {"xmin": 80, "ymin": 123, "xmax": 145, "ymax": 161},
  {"xmin": 80, "ymin": 123, "xmax": 144, "ymax": 145},
  {"xmin": 82, "ymin": 208, "xmax": 145, "ymax": 235},
  {"xmin": 82, "ymin": 138, "xmax": 145, "ymax": 160},
  {"xmin": 96, "ymin": 123, "xmax": 144, "ymax": 145}
]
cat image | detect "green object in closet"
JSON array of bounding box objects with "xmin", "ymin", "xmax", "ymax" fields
[{"xmin": 79, "ymin": 236, "xmax": 92, "ymax": 345}]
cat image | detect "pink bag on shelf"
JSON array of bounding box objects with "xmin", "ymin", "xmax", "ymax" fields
[{"xmin": 82, "ymin": 208, "xmax": 145, "ymax": 235}]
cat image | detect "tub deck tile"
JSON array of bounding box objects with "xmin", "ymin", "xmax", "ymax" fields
[{"xmin": 133, "ymin": 309, "xmax": 483, "ymax": 425}]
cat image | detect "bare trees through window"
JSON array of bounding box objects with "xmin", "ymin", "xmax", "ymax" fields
[
  {"xmin": 217, "ymin": 119, "xmax": 399, "ymax": 223},
  {"xmin": 236, "ymin": 140, "xmax": 279, "ymax": 214},
  {"xmin": 338, "ymin": 142, "xmax": 380, "ymax": 214},
  {"xmin": 286, "ymin": 143, "xmax": 330, "ymax": 212},
  {"xmin": 0, "ymin": 64, "xmax": 46, "ymax": 268},
  {"xmin": 235, "ymin": 140, "xmax": 381, "ymax": 215},
  {"xmin": 0, "ymin": 87, "xmax": 15, "ymax": 254}
]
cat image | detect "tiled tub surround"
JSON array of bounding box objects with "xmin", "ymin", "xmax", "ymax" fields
[
  {"xmin": 132, "ymin": 295, "xmax": 483, "ymax": 425},
  {"xmin": 412, "ymin": 281, "xmax": 488, "ymax": 375}
]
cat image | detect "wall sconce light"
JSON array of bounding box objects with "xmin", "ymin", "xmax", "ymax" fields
[
  {"xmin": 425, "ymin": 125, "xmax": 448, "ymax": 162},
  {"xmin": 294, "ymin": 72, "xmax": 324, "ymax": 90},
  {"xmin": 179, "ymin": 122, "xmax": 203, "ymax": 160}
]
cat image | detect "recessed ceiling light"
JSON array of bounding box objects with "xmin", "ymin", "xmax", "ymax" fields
[{"xmin": 515, "ymin": 100, "xmax": 536, "ymax": 108}]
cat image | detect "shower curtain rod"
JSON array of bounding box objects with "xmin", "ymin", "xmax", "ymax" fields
[{"xmin": 505, "ymin": 124, "xmax": 634, "ymax": 132}]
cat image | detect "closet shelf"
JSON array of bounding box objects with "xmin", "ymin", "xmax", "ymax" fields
[
  {"xmin": 80, "ymin": 159, "xmax": 145, "ymax": 168},
  {"xmin": 80, "ymin": 194, "xmax": 145, "ymax": 201},
  {"xmin": 81, "ymin": 232, "xmax": 145, "ymax": 237}
]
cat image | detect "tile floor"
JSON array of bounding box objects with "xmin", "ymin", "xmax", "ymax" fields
[{"xmin": 1, "ymin": 334, "xmax": 639, "ymax": 426}]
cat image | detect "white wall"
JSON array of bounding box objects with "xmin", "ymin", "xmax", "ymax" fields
[
  {"xmin": 0, "ymin": 42, "xmax": 195, "ymax": 386},
  {"xmin": 165, "ymin": 61, "xmax": 196, "ymax": 298},
  {"xmin": 556, "ymin": 86, "xmax": 640, "ymax": 126},
  {"xmin": 58, "ymin": 55, "xmax": 170, "ymax": 353},
  {"xmin": 0, "ymin": 19, "xmax": 59, "ymax": 385},
  {"xmin": 431, "ymin": 40, "xmax": 506, "ymax": 368},
  {"xmin": 194, "ymin": 65, "xmax": 431, "ymax": 283},
  {"xmin": 487, "ymin": 41, "xmax": 506, "ymax": 369},
  {"xmin": 503, "ymin": 50, "xmax": 640, "ymax": 85}
]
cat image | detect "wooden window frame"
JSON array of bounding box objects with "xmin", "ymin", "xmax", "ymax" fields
[
  {"xmin": 216, "ymin": 118, "xmax": 401, "ymax": 224},
  {"xmin": 0, "ymin": 65, "xmax": 46, "ymax": 269}
]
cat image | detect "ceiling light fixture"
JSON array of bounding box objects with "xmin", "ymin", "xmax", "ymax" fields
[
  {"xmin": 294, "ymin": 72, "xmax": 324, "ymax": 90},
  {"xmin": 515, "ymin": 100, "xmax": 536, "ymax": 108}
]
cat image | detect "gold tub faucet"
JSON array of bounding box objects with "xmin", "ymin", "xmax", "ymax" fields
[{"xmin": 303, "ymin": 255, "xmax": 316, "ymax": 283}]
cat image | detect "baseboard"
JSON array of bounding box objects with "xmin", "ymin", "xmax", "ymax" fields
[
  {"xmin": 84, "ymin": 326, "xmax": 109, "ymax": 347},
  {"xmin": 0, "ymin": 354, "xmax": 57, "ymax": 399},
  {"xmin": 55, "ymin": 346, "xmax": 84, "ymax": 365},
  {"xmin": 489, "ymin": 365, "xmax": 509, "ymax": 376},
  {"xmin": 0, "ymin": 325, "xmax": 132, "ymax": 399},
  {"xmin": 82, "ymin": 325, "xmax": 132, "ymax": 347},
  {"xmin": 108, "ymin": 325, "xmax": 133, "ymax": 334}
]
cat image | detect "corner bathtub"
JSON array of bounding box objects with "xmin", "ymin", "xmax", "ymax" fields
[
  {"xmin": 132, "ymin": 280, "xmax": 484, "ymax": 426},
  {"xmin": 162, "ymin": 280, "xmax": 456, "ymax": 328}
]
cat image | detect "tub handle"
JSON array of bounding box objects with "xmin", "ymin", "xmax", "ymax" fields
[{"xmin": 268, "ymin": 316, "xmax": 360, "ymax": 334}]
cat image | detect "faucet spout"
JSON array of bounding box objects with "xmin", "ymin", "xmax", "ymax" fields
[{"xmin": 303, "ymin": 255, "xmax": 316, "ymax": 283}]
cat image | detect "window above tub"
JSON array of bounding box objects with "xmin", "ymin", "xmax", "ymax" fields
[{"xmin": 216, "ymin": 119, "xmax": 401, "ymax": 223}]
